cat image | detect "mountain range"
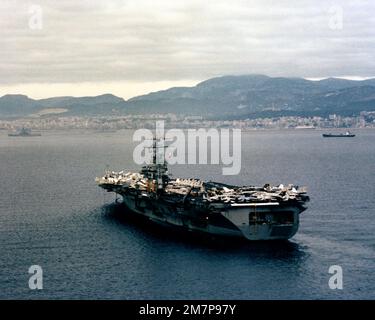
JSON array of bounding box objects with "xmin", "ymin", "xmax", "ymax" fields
[{"xmin": 1, "ymin": 75, "xmax": 375, "ymax": 119}]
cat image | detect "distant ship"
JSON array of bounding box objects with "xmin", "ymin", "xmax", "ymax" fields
[
  {"xmin": 96, "ymin": 138, "xmax": 309, "ymax": 241},
  {"xmin": 322, "ymin": 131, "xmax": 355, "ymax": 138},
  {"xmin": 8, "ymin": 127, "xmax": 41, "ymax": 137}
]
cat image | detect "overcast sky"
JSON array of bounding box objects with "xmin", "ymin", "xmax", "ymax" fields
[{"xmin": 1, "ymin": 0, "xmax": 375, "ymax": 99}]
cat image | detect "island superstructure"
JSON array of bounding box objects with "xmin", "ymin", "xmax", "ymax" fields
[{"xmin": 96, "ymin": 138, "xmax": 309, "ymax": 240}]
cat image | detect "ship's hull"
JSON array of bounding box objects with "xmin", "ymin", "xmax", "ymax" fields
[
  {"xmin": 322, "ymin": 134, "xmax": 355, "ymax": 137},
  {"xmin": 8, "ymin": 133, "xmax": 41, "ymax": 137},
  {"xmin": 118, "ymin": 191, "xmax": 302, "ymax": 241}
]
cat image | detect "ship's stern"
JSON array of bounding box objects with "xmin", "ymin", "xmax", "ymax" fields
[{"xmin": 221, "ymin": 204, "xmax": 301, "ymax": 240}]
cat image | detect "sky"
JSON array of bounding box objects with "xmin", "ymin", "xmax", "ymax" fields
[{"xmin": 1, "ymin": 0, "xmax": 375, "ymax": 99}]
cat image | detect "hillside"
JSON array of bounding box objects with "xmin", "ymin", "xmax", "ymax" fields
[{"xmin": 1, "ymin": 75, "xmax": 375, "ymax": 119}]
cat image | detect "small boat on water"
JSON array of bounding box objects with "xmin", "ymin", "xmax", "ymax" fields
[
  {"xmin": 322, "ymin": 131, "xmax": 355, "ymax": 138},
  {"xmin": 8, "ymin": 127, "xmax": 41, "ymax": 137}
]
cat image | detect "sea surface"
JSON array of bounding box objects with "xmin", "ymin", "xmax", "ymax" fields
[{"xmin": 0, "ymin": 129, "xmax": 374, "ymax": 299}]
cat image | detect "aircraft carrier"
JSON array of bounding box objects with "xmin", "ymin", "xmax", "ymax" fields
[{"xmin": 96, "ymin": 139, "xmax": 309, "ymax": 240}]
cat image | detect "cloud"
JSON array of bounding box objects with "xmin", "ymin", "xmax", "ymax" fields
[{"xmin": 0, "ymin": 0, "xmax": 375, "ymax": 92}]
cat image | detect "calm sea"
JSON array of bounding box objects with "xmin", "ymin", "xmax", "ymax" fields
[{"xmin": 0, "ymin": 129, "xmax": 374, "ymax": 299}]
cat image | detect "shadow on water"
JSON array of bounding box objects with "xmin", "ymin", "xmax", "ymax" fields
[{"xmin": 100, "ymin": 202, "xmax": 309, "ymax": 262}]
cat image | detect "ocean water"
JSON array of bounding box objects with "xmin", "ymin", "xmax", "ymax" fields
[{"xmin": 0, "ymin": 129, "xmax": 374, "ymax": 300}]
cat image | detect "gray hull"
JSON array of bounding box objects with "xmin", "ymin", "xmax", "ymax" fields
[{"xmin": 120, "ymin": 193, "xmax": 301, "ymax": 241}]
